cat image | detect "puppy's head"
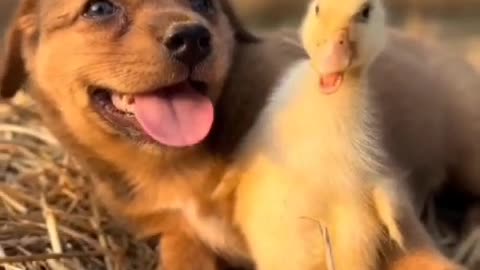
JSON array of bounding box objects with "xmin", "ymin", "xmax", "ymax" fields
[
  {"xmin": 301, "ymin": 0, "xmax": 386, "ymax": 93},
  {"xmin": 0, "ymin": 0, "xmax": 256, "ymax": 156}
]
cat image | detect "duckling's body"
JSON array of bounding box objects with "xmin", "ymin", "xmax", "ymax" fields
[
  {"xmin": 226, "ymin": 0, "xmax": 405, "ymax": 269},
  {"xmin": 219, "ymin": 1, "xmax": 467, "ymax": 269},
  {"xmin": 232, "ymin": 59, "xmax": 401, "ymax": 270}
]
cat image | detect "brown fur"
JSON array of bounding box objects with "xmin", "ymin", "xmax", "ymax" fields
[{"xmin": 1, "ymin": 1, "xmax": 480, "ymax": 270}]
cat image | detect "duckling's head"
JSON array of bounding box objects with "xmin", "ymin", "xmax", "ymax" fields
[{"xmin": 301, "ymin": 0, "xmax": 386, "ymax": 93}]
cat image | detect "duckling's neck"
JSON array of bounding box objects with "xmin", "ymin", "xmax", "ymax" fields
[
  {"xmin": 273, "ymin": 60, "xmax": 372, "ymax": 129},
  {"xmin": 268, "ymin": 59, "xmax": 383, "ymax": 183}
]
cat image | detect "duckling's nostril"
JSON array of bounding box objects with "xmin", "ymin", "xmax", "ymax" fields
[{"xmin": 336, "ymin": 30, "xmax": 349, "ymax": 46}]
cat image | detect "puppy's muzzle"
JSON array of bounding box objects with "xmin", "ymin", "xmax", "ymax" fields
[{"xmin": 164, "ymin": 24, "xmax": 212, "ymax": 69}]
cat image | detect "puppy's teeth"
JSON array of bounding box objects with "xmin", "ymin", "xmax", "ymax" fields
[
  {"xmin": 111, "ymin": 94, "xmax": 124, "ymax": 110},
  {"xmin": 110, "ymin": 93, "xmax": 135, "ymax": 113}
]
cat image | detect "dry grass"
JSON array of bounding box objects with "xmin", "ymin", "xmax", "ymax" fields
[{"xmin": 0, "ymin": 93, "xmax": 158, "ymax": 270}]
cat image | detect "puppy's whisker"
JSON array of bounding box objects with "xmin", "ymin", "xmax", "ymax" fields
[
  {"xmin": 72, "ymin": 60, "xmax": 142, "ymax": 66},
  {"xmin": 69, "ymin": 50, "xmax": 139, "ymax": 55},
  {"xmin": 71, "ymin": 63, "xmax": 149, "ymax": 75},
  {"xmin": 74, "ymin": 59, "xmax": 162, "ymax": 68},
  {"xmin": 130, "ymin": 24, "xmax": 155, "ymax": 34},
  {"xmin": 71, "ymin": 52, "xmax": 138, "ymax": 56},
  {"xmin": 44, "ymin": 67, "xmax": 164, "ymax": 95}
]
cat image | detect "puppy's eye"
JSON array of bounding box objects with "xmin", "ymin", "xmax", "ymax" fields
[
  {"xmin": 190, "ymin": 0, "xmax": 214, "ymax": 14},
  {"xmin": 355, "ymin": 3, "xmax": 372, "ymax": 23},
  {"xmin": 83, "ymin": 0, "xmax": 118, "ymax": 20}
]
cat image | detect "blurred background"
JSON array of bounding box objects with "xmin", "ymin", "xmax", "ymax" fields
[
  {"xmin": 3, "ymin": 0, "xmax": 477, "ymax": 68},
  {"xmin": 1, "ymin": 0, "xmax": 479, "ymax": 70},
  {"xmin": 0, "ymin": 0, "xmax": 17, "ymax": 30},
  {"xmin": 230, "ymin": 0, "xmax": 480, "ymax": 70},
  {"xmin": 0, "ymin": 0, "xmax": 479, "ymax": 269}
]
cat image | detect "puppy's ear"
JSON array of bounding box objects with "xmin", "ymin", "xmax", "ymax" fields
[
  {"xmin": 0, "ymin": 0, "xmax": 37, "ymax": 99},
  {"xmin": 218, "ymin": 0, "xmax": 259, "ymax": 43}
]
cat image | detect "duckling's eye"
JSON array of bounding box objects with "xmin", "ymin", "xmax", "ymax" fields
[
  {"xmin": 83, "ymin": 0, "xmax": 118, "ymax": 20},
  {"xmin": 191, "ymin": 0, "xmax": 214, "ymax": 14},
  {"xmin": 362, "ymin": 4, "xmax": 371, "ymax": 19},
  {"xmin": 315, "ymin": 5, "xmax": 319, "ymax": 15},
  {"xmin": 356, "ymin": 3, "xmax": 372, "ymax": 23}
]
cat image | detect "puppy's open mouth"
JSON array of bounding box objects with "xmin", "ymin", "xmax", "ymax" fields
[{"xmin": 90, "ymin": 81, "xmax": 213, "ymax": 147}]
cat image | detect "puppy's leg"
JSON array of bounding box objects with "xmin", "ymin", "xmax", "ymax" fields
[
  {"xmin": 160, "ymin": 232, "xmax": 219, "ymax": 270},
  {"xmin": 387, "ymin": 201, "xmax": 465, "ymax": 270}
]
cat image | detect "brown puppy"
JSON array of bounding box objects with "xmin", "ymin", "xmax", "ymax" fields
[{"xmin": 0, "ymin": 0, "xmax": 305, "ymax": 269}]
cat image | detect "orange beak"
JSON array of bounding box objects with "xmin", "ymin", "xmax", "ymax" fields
[{"xmin": 316, "ymin": 29, "xmax": 352, "ymax": 94}]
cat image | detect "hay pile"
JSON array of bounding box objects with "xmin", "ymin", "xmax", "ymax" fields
[
  {"xmin": 0, "ymin": 92, "xmax": 479, "ymax": 269},
  {"xmin": 0, "ymin": 93, "xmax": 157, "ymax": 270}
]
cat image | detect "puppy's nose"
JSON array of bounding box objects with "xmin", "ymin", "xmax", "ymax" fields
[{"xmin": 164, "ymin": 25, "xmax": 212, "ymax": 68}]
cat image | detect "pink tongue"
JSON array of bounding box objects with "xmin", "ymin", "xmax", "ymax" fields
[{"xmin": 133, "ymin": 85, "xmax": 214, "ymax": 147}]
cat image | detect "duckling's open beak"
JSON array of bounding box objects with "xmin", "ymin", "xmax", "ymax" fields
[
  {"xmin": 315, "ymin": 29, "xmax": 352, "ymax": 94},
  {"xmin": 319, "ymin": 72, "xmax": 344, "ymax": 94}
]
